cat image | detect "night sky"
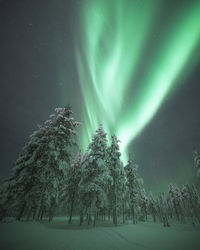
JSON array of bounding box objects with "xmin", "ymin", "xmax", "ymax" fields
[{"xmin": 0, "ymin": 0, "xmax": 200, "ymax": 192}]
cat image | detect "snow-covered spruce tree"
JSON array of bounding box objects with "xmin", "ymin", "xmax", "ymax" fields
[
  {"xmin": 180, "ymin": 184, "xmax": 192, "ymax": 222},
  {"xmin": 107, "ymin": 135, "xmax": 126, "ymax": 226},
  {"xmin": 3, "ymin": 131, "xmax": 45, "ymax": 221},
  {"xmin": 139, "ymin": 188, "xmax": 148, "ymax": 221},
  {"xmin": 191, "ymin": 184, "xmax": 200, "ymax": 223},
  {"xmin": 158, "ymin": 193, "xmax": 170, "ymax": 227},
  {"xmin": 79, "ymin": 125, "xmax": 111, "ymax": 226},
  {"xmin": 166, "ymin": 193, "xmax": 173, "ymax": 220},
  {"xmin": 125, "ymin": 157, "xmax": 139, "ymax": 224},
  {"xmin": 32, "ymin": 106, "xmax": 80, "ymax": 221},
  {"xmin": 62, "ymin": 152, "xmax": 82, "ymax": 224},
  {"xmin": 5, "ymin": 106, "xmax": 80, "ymax": 221},
  {"xmin": 0, "ymin": 182, "xmax": 9, "ymax": 221},
  {"xmin": 168, "ymin": 184, "xmax": 183, "ymax": 222},
  {"xmin": 155, "ymin": 196, "xmax": 162, "ymax": 223},
  {"xmin": 185, "ymin": 184, "xmax": 200, "ymax": 224},
  {"xmin": 148, "ymin": 191, "xmax": 157, "ymax": 222},
  {"xmin": 193, "ymin": 149, "xmax": 200, "ymax": 177},
  {"xmin": 121, "ymin": 180, "xmax": 130, "ymax": 224}
]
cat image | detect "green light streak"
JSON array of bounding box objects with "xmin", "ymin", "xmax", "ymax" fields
[{"xmin": 76, "ymin": 0, "xmax": 200, "ymax": 163}]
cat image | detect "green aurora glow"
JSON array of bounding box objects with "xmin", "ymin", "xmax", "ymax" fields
[{"xmin": 76, "ymin": 0, "xmax": 200, "ymax": 163}]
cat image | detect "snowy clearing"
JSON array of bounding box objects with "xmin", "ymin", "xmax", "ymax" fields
[{"xmin": 0, "ymin": 217, "xmax": 200, "ymax": 250}]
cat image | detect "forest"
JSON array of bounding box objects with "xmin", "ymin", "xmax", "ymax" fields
[{"xmin": 0, "ymin": 106, "xmax": 200, "ymax": 228}]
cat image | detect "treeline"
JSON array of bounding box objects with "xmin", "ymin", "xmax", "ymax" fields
[{"xmin": 0, "ymin": 106, "xmax": 200, "ymax": 227}]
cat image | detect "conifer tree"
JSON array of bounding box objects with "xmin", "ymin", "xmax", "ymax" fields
[
  {"xmin": 168, "ymin": 184, "xmax": 183, "ymax": 222},
  {"xmin": 125, "ymin": 157, "xmax": 139, "ymax": 224},
  {"xmin": 158, "ymin": 193, "xmax": 170, "ymax": 227},
  {"xmin": 193, "ymin": 149, "xmax": 200, "ymax": 177},
  {"xmin": 62, "ymin": 152, "xmax": 82, "ymax": 224},
  {"xmin": 139, "ymin": 188, "xmax": 148, "ymax": 221},
  {"xmin": 4, "ymin": 106, "xmax": 80, "ymax": 221},
  {"xmin": 149, "ymin": 191, "xmax": 157, "ymax": 222},
  {"xmin": 6, "ymin": 129, "xmax": 45, "ymax": 220},
  {"xmin": 107, "ymin": 135, "xmax": 126, "ymax": 226},
  {"xmin": 79, "ymin": 125, "xmax": 111, "ymax": 226},
  {"xmin": 187, "ymin": 184, "xmax": 200, "ymax": 224},
  {"xmin": 0, "ymin": 182, "xmax": 8, "ymax": 221}
]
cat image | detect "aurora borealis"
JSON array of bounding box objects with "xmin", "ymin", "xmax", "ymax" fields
[{"xmin": 76, "ymin": 0, "xmax": 200, "ymax": 163}]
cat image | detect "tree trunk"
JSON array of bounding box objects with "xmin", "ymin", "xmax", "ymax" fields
[
  {"xmin": 93, "ymin": 213, "xmax": 96, "ymax": 227},
  {"xmin": 26, "ymin": 207, "xmax": 33, "ymax": 221},
  {"xmin": 132, "ymin": 207, "xmax": 136, "ymax": 224},
  {"xmin": 80, "ymin": 212, "xmax": 83, "ymax": 226},
  {"xmin": 39, "ymin": 207, "xmax": 45, "ymax": 221},
  {"xmin": 153, "ymin": 212, "xmax": 156, "ymax": 222},
  {"xmin": 32, "ymin": 207, "xmax": 36, "ymax": 220},
  {"xmin": 122, "ymin": 203, "xmax": 125, "ymax": 224},
  {"xmin": 68, "ymin": 197, "xmax": 75, "ymax": 224},
  {"xmin": 35, "ymin": 200, "xmax": 43, "ymax": 221},
  {"xmin": 16, "ymin": 201, "xmax": 26, "ymax": 221},
  {"xmin": 108, "ymin": 210, "xmax": 110, "ymax": 221},
  {"xmin": 128, "ymin": 209, "xmax": 131, "ymax": 219},
  {"xmin": 113, "ymin": 208, "xmax": 117, "ymax": 226},
  {"xmin": 35, "ymin": 186, "xmax": 45, "ymax": 221},
  {"xmin": 113, "ymin": 177, "xmax": 117, "ymax": 226},
  {"xmin": 88, "ymin": 215, "xmax": 91, "ymax": 225},
  {"xmin": 0, "ymin": 207, "xmax": 6, "ymax": 222}
]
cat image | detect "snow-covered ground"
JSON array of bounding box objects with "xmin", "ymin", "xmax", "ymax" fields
[{"xmin": 0, "ymin": 217, "xmax": 200, "ymax": 250}]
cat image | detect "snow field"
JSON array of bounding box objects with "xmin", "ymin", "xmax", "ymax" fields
[{"xmin": 1, "ymin": 217, "xmax": 200, "ymax": 250}]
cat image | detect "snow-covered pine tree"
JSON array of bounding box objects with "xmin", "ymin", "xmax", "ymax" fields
[
  {"xmin": 180, "ymin": 184, "xmax": 191, "ymax": 222},
  {"xmin": 62, "ymin": 151, "xmax": 82, "ymax": 224},
  {"xmin": 139, "ymin": 188, "xmax": 148, "ymax": 221},
  {"xmin": 148, "ymin": 191, "xmax": 157, "ymax": 222},
  {"xmin": 188, "ymin": 184, "xmax": 200, "ymax": 224},
  {"xmin": 121, "ymin": 179, "xmax": 129, "ymax": 224},
  {"xmin": 107, "ymin": 135, "xmax": 126, "ymax": 226},
  {"xmin": 0, "ymin": 182, "xmax": 8, "ymax": 221},
  {"xmin": 4, "ymin": 131, "xmax": 45, "ymax": 221},
  {"xmin": 158, "ymin": 193, "xmax": 170, "ymax": 227},
  {"xmin": 168, "ymin": 184, "xmax": 183, "ymax": 222},
  {"xmin": 193, "ymin": 149, "xmax": 200, "ymax": 177},
  {"xmin": 155, "ymin": 196, "xmax": 162, "ymax": 222},
  {"xmin": 124, "ymin": 156, "xmax": 140, "ymax": 224},
  {"xmin": 32, "ymin": 106, "xmax": 81, "ymax": 221},
  {"xmin": 184, "ymin": 183, "xmax": 197, "ymax": 225},
  {"xmin": 79, "ymin": 125, "xmax": 111, "ymax": 226},
  {"xmin": 166, "ymin": 194, "xmax": 173, "ymax": 220},
  {"xmin": 4, "ymin": 106, "xmax": 80, "ymax": 221}
]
